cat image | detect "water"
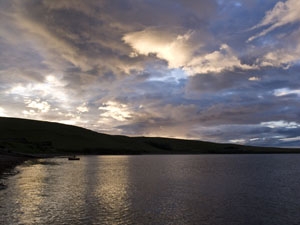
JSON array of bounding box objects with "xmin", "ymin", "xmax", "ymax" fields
[{"xmin": 1, "ymin": 154, "xmax": 300, "ymax": 225}]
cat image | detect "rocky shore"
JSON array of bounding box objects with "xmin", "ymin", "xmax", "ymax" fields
[
  {"xmin": 0, "ymin": 153, "xmax": 30, "ymax": 176},
  {"xmin": 0, "ymin": 153, "xmax": 30, "ymax": 189}
]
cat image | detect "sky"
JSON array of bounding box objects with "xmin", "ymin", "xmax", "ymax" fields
[{"xmin": 1, "ymin": 0, "xmax": 300, "ymax": 147}]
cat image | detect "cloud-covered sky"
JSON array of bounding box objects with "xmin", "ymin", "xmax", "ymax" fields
[{"xmin": 1, "ymin": 0, "xmax": 300, "ymax": 147}]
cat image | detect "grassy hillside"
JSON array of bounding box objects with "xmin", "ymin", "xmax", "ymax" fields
[{"xmin": 0, "ymin": 117, "xmax": 299, "ymax": 154}]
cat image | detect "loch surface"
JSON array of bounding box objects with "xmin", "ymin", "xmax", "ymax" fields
[{"xmin": 1, "ymin": 154, "xmax": 300, "ymax": 225}]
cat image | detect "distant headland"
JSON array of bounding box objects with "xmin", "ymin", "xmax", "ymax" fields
[
  {"xmin": 1, "ymin": 116, "xmax": 300, "ymax": 177},
  {"xmin": 1, "ymin": 117, "xmax": 300, "ymax": 155}
]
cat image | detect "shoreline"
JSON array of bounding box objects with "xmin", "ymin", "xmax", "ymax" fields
[
  {"xmin": 0, "ymin": 153, "xmax": 30, "ymax": 176},
  {"xmin": 0, "ymin": 153, "xmax": 31, "ymax": 190},
  {"xmin": 2, "ymin": 150, "xmax": 300, "ymax": 178}
]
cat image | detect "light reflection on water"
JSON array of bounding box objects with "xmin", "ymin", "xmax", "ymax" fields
[
  {"xmin": 85, "ymin": 156, "xmax": 131, "ymax": 224},
  {"xmin": 15, "ymin": 163, "xmax": 47, "ymax": 224},
  {"xmin": 0, "ymin": 157, "xmax": 132, "ymax": 225},
  {"xmin": 1, "ymin": 155, "xmax": 300, "ymax": 225}
]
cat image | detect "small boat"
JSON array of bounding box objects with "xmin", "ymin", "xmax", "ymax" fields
[{"xmin": 68, "ymin": 155, "xmax": 80, "ymax": 160}]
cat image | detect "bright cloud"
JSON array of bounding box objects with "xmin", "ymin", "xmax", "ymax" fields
[
  {"xmin": 248, "ymin": 76, "xmax": 261, "ymax": 81},
  {"xmin": 98, "ymin": 101, "xmax": 132, "ymax": 122},
  {"xmin": 6, "ymin": 74, "xmax": 68, "ymax": 102},
  {"xmin": 280, "ymin": 136, "xmax": 300, "ymax": 142},
  {"xmin": 0, "ymin": 107, "xmax": 7, "ymax": 117},
  {"xmin": 186, "ymin": 44, "xmax": 254, "ymax": 74},
  {"xmin": 1, "ymin": 0, "xmax": 300, "ymax": 147},
  {"xmin": 124, "ymin": 29, "xmax": 253, "ymax": 75},
  {"xmin": 247, "ymin": 0, "xmax": 300, "ymax": 68},
  {"xmin": 123, "ymin": 28, "xmax": 196, "ymax": 69},
  {"xmin": 22, "ymin": 109, "xmax": 37, "ymax": 116},
  {"xmin": 259, "ymin": 37, "xmax": 300, "ymax": 68},
  {"xmin": 273, "ymin": 88, "xmax": 300, "ymax": 97},
  {"xmin": 248, "ymin": 0, "xmax": 300, "ymax": 42},
  {"xmin": 261, "ymin": 120, "xmax": 300, "ymax": 129},
  {"xmin": 25, "ymin": 99, "xmax": 51, "ymax": 113},
  {"xmin": 229, "ymin": 139, "xmax": 246, "ymax": 144},
  {"xmin": 77, "ymin": 103, "xmax": 89, "ymax": 113}
]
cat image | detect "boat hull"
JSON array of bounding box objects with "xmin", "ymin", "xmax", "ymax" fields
[{"xmin": 68, "ymin": 157, "xmax": 80, "ymax": 160}]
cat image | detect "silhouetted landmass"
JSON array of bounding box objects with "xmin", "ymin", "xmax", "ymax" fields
[
  {"xmin": 0, "ymin": 154, "xmax": 32, "ymax": 182},
  {"xmin": 1, "ymin": 117, "xmax": 300, "ymax": 155}
]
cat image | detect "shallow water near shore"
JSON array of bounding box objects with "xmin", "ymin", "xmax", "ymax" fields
[{"xmin": 1, "ymin": 154, "xmax": 300, "ymax": 225}]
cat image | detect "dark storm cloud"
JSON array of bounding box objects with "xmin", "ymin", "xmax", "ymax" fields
[
  {"xmin": 187, "ymin": 66, "xmax": 300, "ymax": 94},
  {"xmin": 1, "ymin": 0, "xmax": 300, "ymax": 147},
  {"xmin": 185, "ymin": 66, "xmax": 300, "ymax": 128}
]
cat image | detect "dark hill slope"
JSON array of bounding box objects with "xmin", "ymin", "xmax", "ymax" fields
[
  {"xmin": 0, "ymin": 117, "xmax": 159, "ymax": 154},
  {"xmin": 0, "ymin": 117, "xmax": 298, "ymax": 154}
]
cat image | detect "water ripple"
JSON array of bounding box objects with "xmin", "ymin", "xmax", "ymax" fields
[{"xmin": 1, "ymin": 155, "xmax": 300, "ymax": 225}]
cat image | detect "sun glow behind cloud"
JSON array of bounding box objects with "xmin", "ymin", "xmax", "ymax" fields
[
  {"xmin": 0, "ymin": 107, "xmax": 7, "ymax": 117},
  {"xmin": 123, "ymin": 28, "xmax": 195, "ymax": 69},
  {"xmin": 123, "ymin": 29, "xmax": 254, "ymax": 75}
]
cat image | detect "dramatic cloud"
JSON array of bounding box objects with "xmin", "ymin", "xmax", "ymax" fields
[
  {"xmin": 124, "ymin": 29, "xmax": 253, "ymax": 74},
  {"xmin": 248, "ymin": 0, "xmax": 300, "ymax": 68},
  {"xmin": 123, "ymin": 28, "xmax": 197, "ymax": 69},
  {"xmin": 1, "ymin": 0, "xmax": 300, "ymax": 147},
  {"xmin": 248, "ymin": 0, "xmax": 300, "ymax": 42},
  {"xmin": 186, "ymin": 44, "xmax": 254, "ymax": 74}
]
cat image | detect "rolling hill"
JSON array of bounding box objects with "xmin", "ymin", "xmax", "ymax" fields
[{"xmin": 0, "ymin": 117, "xmax": 299, "ymax": 154}]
